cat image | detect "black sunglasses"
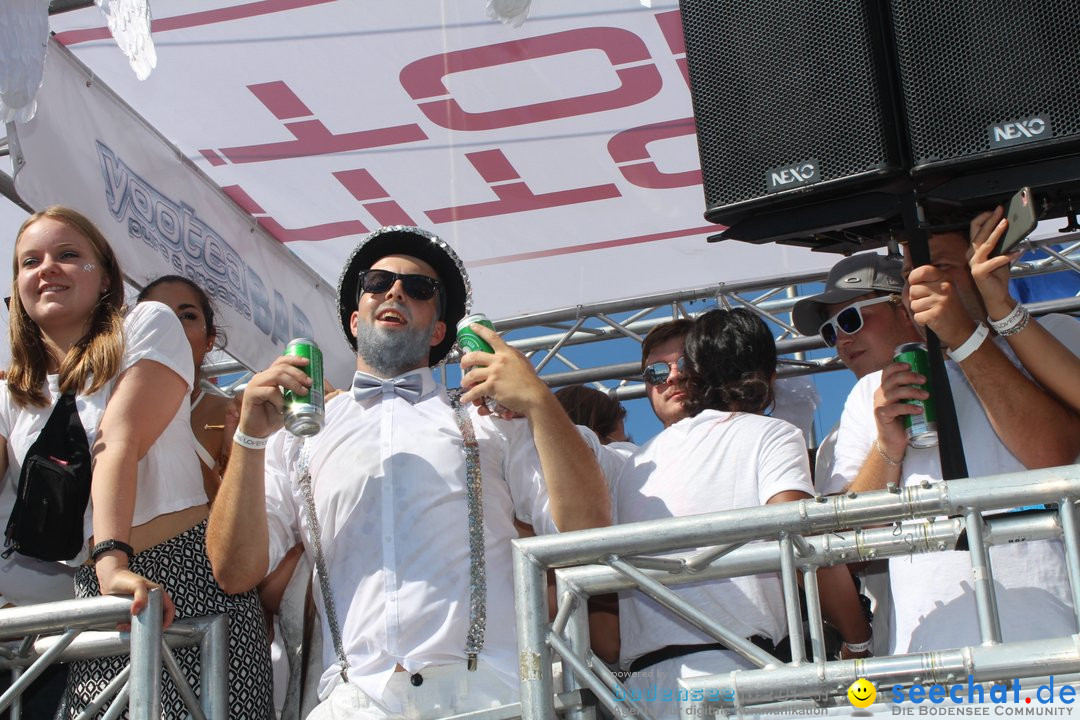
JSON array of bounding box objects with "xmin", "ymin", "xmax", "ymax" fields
[
  {"xmin": 818, "ymin": 295, "xmax": 897, "ymax": 347},
  {"xmin": 642, "ymin": 357, "xmax": 685, "ymax": 386},
  {"xmin": 357, "ymin": 269, "xmax": 441, "ymax": 303}
]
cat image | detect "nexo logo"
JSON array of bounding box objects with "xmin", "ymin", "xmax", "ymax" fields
[
  {"xmin": 989, "ymin": 116, "xmax": 1051, "ymax": 148},
  {"xmin": 766, "ymin": 160, "xmax": 820, "ymax": 193}
]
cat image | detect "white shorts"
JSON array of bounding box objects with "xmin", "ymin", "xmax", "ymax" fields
[{"xmin": 306, "ymin": 660, "xmax": 518, "ymax": 720}]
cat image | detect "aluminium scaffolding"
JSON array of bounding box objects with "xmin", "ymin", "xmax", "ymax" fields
[{"xmin": 512, "ymin": 463, "xmax": 1080, "ymax": 719}]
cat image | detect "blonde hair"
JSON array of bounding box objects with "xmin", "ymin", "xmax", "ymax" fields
[{"xmin": 7, "ymin": 206, "xmax": 125, "ymax": 407}]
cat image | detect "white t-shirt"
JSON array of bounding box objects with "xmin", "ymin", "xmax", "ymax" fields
[
  {"xmin": 263, "ymin": 368, "xmax": 609, "ymax": 706},
  {"xmin": 0, "ymin": 301, "xmax": 204, "ymax": 571},
  {"xmin": 613, "ymin": 410, "xmax": 814, "ymax": 666},
  {"xmin": 830, "ymin": 314, "xmax": 1080, "ymax": 653}
]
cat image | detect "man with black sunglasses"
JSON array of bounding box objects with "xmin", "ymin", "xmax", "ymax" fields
[
  {"xmin": 640, "ymin": 319, "xmax": 694, "ymax": 428},
  {"xmin": 208, "ymin": 226, "xmax": 612, "ymax": 719}
]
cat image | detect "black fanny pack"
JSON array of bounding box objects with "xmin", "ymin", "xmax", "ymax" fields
[{"xmin": 4, "ymin": 393, "xmax": 93, "ymax": 561}]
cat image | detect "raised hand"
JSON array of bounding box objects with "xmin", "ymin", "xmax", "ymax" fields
[
  {"xmin": 969, "ymin": 206, "xmax": 1022, "ymax": 321},
  {"xmin": 237, "ymin": 355, "xmax": 313, "ymax": 438}
]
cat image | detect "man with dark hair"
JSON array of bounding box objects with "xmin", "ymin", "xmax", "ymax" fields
[
  {"xmin": 832, "ymin": 227, "xmax": 1080, "ymax": 655},
  {"xmin": 207, "ymin": 226, "xmax": 611, "ymax": 719},
  {"xmin": 639, "ymin": 319, "xmax": 694, "ymax": 428}
]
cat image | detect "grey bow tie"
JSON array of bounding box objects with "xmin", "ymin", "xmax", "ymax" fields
[{"xmin": 351, "ymin": 372, "xmax": 424, "ymax": 404}]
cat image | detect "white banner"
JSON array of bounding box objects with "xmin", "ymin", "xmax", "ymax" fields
[
  {"xmin": 39, "ymin": 2, "xmax": 837, "ymax": 327},
  {"xmin": 12, "ymin": 42, "xmax": 352, "ymax": 383}
]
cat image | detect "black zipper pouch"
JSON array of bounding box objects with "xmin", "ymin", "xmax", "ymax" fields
[{"xmin": 4, "ymin": 393, "xmax": 92, "ymax": 561}]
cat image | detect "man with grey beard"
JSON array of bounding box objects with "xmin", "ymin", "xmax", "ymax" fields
[{"xmin": 208, "ymin": 226, "xmax": 612, "ymax": 720}]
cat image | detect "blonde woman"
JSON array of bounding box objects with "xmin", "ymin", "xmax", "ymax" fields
[{"xmin": 0, "ymin": 206, "xmax": 271, "ymax": 717}]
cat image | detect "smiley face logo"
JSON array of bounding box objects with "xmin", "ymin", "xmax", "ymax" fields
[{"xmin": 847, "ymin": 678, "xmax": 876, "ymax": 708}]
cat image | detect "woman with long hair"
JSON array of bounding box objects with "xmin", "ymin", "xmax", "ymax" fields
[
  {"xmin": 0, "ymin": 206, "xmax": 271, "ymax": 717},
  {"xmin": 137, "ymin": 275, "xmax": 237, "ymax": 503},
  {"xmin": 612, "ymin": 308, "xmax": 870, "ymax": 717}
]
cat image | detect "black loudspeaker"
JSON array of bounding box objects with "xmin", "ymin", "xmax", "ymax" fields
[
  {"xmin": 890, "ymin": 1, "xmax": 1080, "ymax": 181},
  {"xmin": 679, "ymin": 0, "xmax": 908, "ymax": 242}
]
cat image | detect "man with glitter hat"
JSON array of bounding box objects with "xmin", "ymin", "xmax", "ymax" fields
[{"xmin": 207, "ymin": 226, "xmax": 612, "ymax": 719}]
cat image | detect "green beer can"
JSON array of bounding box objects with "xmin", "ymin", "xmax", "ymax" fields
[
  {"xmin": 894, "ymin": 342, "xmax": 938, "ymax": 448},
  {"xmin": 283, "ymin": 338, "xmax": 324, "ymax": 437},
  {"xmin": 456, "ymin": 313, "xmax": 495, "ymax": 354},
  {"xmin": 456, "ymin": 313, "xmax": 501, "ymax": 413}
]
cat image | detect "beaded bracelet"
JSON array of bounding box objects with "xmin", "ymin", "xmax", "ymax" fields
[
  {"xmin": 233, "ymin": 430, "xmax": 270, "ymax": 450},
  {"xmin": 988, "ymin": 303, "xmax": 1031, "ymax": 337},
  {"xmin": 949, "ymin": 323, "xmax": 989, "ymax": 363}
]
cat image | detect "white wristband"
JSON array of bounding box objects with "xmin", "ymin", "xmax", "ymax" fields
[
  {"xmin": 233, "ymin": 430, "xmax": 270, "ymax": 450},
  {"xmin": 988, "ymin": 303, "xmax": 1031, "ymax": 337},
  {"xmin": 843, "ymin": 635, "xmax": 873, "ymax": 654},
  {"xmin": 948, "ymin": 323, "xmax": 989, "ymax": 363}
]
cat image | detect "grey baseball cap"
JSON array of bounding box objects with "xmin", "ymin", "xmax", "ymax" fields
[{"xmin": 792, "ymin": 252, "xmax": 904, "ymax": 336}]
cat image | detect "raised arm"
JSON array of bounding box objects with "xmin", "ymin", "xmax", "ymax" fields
[
  {"xmin": 92, "ymin": 359, "xmax": 186, "ymax": 624},
  {"xmin": 207, "ymin": 354, "xmax": 312, "ymax": 594},
  {"xmin": 460, "ymin": 323, "xmax": 611, "ymax": 531},
  {"xmin": 969, "ymin": 207, "xmax": 1080, "ymax": 413},
  {"xmin": 908, "ymin": 262, "xmax": 1080, "ymax": 468}
]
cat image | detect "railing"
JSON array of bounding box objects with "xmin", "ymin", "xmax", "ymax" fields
[
  {"xmin": 513, "ymin": 464, "xmax": 1080, "ymax": 719},
  {"xmin": 0, "ymin": 590, "xmax": 227, "ymax": 719}
]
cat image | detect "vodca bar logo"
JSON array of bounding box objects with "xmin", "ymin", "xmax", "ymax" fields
[
  {"xmin": 989, "ymin": 116, "xmax": 1051, "ymax": 148},
  {"xmin": 766, "ymin": 160, "xmax": 820, "ymax": 193}
]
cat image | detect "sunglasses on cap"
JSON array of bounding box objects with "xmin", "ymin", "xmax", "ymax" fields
[
  {"xmin": 642, "ymin": 356, "xmax": 685, "ymax": 386},
  {"xmin": 356, "ymin": 269, "xmax": 441, "ymax": 303},
  {"xmin": 818, "ymin": 295, "xmax": 898, "ymax": 347}
]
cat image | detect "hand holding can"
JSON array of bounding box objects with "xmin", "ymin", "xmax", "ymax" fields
[
  {"xmin": 893, "ymin": 342, "xmax": 938, "ymax": 448},
  {"xmin": 283, "ymin": 338, "xmax": 325, "ymax": 436},
  {"xmin": 457, "ymin": 314, "xmax": 507, "ymax": 414}
]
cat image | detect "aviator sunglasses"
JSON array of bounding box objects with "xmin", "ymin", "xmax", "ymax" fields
[
  {"xmin": 642, "ymin": 356, "xmax": 685, "ymax": 386},
  {"xmin": 357, "ymin": 269, "xmax": 441, "ymax": 303},
  {"xmin": 818, "ymin": 295, "xmax": 898, "ymax": 347}
]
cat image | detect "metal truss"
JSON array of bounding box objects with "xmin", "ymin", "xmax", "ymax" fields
[
  {"xmin": 201, "ymin": 231, "xmax": 1080, "ymax": 402},
  {"xmin": 489, "ymin": 231, "xmax": 1080, "ymax": 402},
  {"xmin": 0, "ymin": 590, "xmax": 227, "ymax": 719},
  {"xmin": 511, "ymin": 463, "xmax": 1080, "ymax": 719}
]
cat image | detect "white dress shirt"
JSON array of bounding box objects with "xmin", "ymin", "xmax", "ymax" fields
[{"xmin": 263, "ymin": 368, "xmax": 577, "ymax": 704}]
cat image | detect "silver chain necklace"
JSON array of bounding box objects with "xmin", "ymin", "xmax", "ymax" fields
[{"xmin": 296, "ymin": 390, "xmax": 487, "ymax": 683}]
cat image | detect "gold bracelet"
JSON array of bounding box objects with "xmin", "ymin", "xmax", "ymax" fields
[{"xmin": 874, "ymin": 437, "xmax": 902, "ymax": 467}]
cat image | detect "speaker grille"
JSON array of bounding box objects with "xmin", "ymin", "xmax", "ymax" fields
[
  {"xmin": 680, "ymin": 0, "xmax": 903, "ymax": 222},
  {"xmin": 891, "ymin": 0, "xmax": 1080, "ymax": 172}
]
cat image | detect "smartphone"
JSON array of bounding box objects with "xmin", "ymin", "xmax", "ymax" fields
[{"xmin": 992, "ymin": 187, "xmax": 1037, "ymax": 257}]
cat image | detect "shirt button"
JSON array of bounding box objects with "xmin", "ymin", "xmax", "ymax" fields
[{"xmin": 410, "ymin": 673, "xmax": 423, "ymax": 687}]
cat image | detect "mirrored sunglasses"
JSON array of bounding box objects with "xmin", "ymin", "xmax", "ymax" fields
[
  {"xmin": 357, "ymin": 269, "xmax": 440, "ymax": 302},
  {"xmin": 818, "ymin": 295, "xmax": 897, "ymax": 347},
  {"xmin": 642, "ymin": 356, "xmax": 685, "ymax": 386}
]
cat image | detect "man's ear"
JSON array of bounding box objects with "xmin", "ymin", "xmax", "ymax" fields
[
  {"xmin": 349, "ymin": 311, "xmax": 360, "ymax": 340},
  {"xmin": 429, "ymin": 321, "xmax": 446, "ymax": 348}
]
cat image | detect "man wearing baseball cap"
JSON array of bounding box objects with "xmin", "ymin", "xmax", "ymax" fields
[
  {"xmin": 208, "ymin": 226, "xmax": 612, "ymax": 719},
  {"xmin": 793, "ymin": 251, "xmax": 916, "ymax": 381},
  {"xmin": 792, "ymin": 251, "xmax": 920, "ymax": 656}
]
